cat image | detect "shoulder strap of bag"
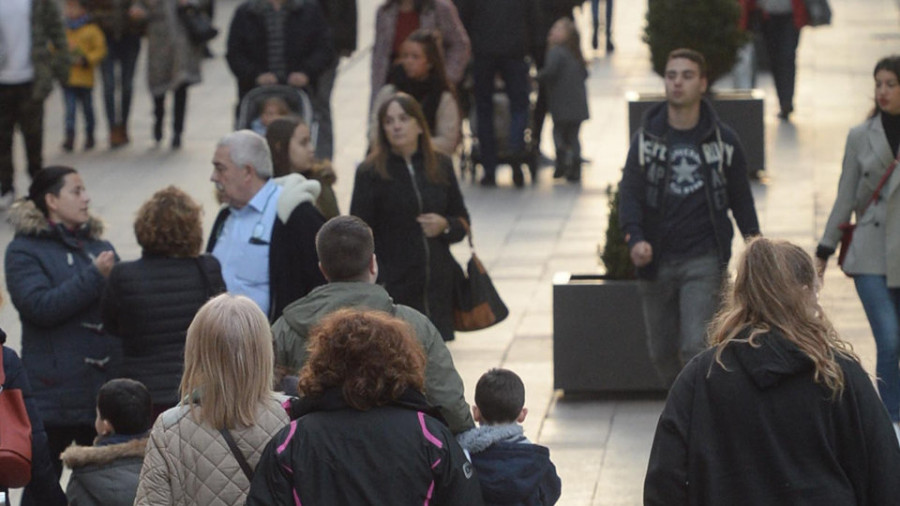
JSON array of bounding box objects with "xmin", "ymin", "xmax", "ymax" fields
[
  {"xmin": 458, "ymin": 217, "xmax": 474, "ymax": 250},
  {"xmin": 219, "ymin": 428, "xmax": 254, "ymax": 481},
  {"xmin": 861, "ymin": 155, "xmax": 900, "ymax": 216}
]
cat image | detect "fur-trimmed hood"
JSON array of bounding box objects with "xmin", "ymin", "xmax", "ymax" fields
[
  {"xmin": 273, "ymin": 173, "xmax": 321, "ymax": 223},
  {"xmin": 7, "ymin": 198, "xmax": 105, "ymax": 239},
  {"xmin": 61, "ymin": 437, "xmax": 147, "ymax": 469},
  {"xmin": 457, "ymin": 423, "xmax": 527, "ymax": 453}
]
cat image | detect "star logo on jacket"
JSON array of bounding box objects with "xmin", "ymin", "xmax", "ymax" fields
[{"xmin": 668, "ymin": 146, "xmax": 704, "ymax": 196}]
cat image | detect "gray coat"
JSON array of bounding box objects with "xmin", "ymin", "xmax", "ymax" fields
[
  {"xmin": 61, "ymin": 437, "xmax": 147, "ymax": 506},
  {"xmin": 137, "ymin": 0, "xmax": 206, "ymax": 96},
  {"xmin": 535, "ymin": 44, "xmax": 588, "ymax": 124},
  {"xmin": 820, "ymin": 114, "xmax": 900, "ymax": 286}
]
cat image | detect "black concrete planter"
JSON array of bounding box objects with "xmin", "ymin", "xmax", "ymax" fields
[
  {"xmin": 627, "ymin": 90, "xmax": 766, "ymax": 177},
  {"xmin": 552, "ymin": 273, "xmax": 665, "ymax": 393}
]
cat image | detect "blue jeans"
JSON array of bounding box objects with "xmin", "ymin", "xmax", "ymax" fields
[
  {"xmin": 854, "ymin": 274, "xmax": 900, "ymax": 422},
  {"xmin": 100, "ymin": 34, "xmax": 141, "ymax": 129},
  {"xmin": 63, "ymin": 87, "xmax": 95, "ymax": 137},
  {"xmin": 472, "ymin": 55, "xmax": 529, "ymax": 179},
  {"xmin": 639, "ymin": 254, "xmax": 723, "ymax": 387}
]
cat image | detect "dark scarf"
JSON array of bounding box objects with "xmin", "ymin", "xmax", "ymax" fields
[
  {"xmin": 389, "ymin": 65, "xmax": 446, "ymax": 134},
  {"xmin": 882, "ymin": 111, "xmax": 900, "ymax": 157}
]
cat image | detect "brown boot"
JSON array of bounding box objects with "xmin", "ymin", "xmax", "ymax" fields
[{"xmin": 110, "ymin": 125, "xmax": 126, "ymax": 148}]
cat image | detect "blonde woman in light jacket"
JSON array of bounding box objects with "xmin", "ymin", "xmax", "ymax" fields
[
  {"xmin": 817, "ymin": 55, "xmax": 900, "ymax": 435},
  {"xmin": 134, "ymin": 294, "xmax": 289, "ymax": 505}
]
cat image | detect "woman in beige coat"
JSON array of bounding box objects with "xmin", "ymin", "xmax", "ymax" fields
[
  {"xmin": 817, "ymin": 55, "xmax": 900, "ymax": 436},
  {"xmin": 134, "ymin": 294, "xmax": 289, "ymax": 505}
]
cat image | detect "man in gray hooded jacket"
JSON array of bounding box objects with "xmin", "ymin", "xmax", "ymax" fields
[{"xmin": 271, "ymin": 215, "xmax": 475, "ymax": 434}]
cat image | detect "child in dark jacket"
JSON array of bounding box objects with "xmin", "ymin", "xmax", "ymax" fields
[
  {"xmin": 60, "ymin": 379, "xmax": 152, "ymax": 506},
  {"xmin": 458, "ymin": 368, "xmax": 561, "ymax": 506},
  {"xmin": 535, "ymin": 17, "xmax": 589, "ymax": 182}
]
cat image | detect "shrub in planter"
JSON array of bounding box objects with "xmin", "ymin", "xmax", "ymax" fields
[
  {"xmin": 643, "ymin": 0, "xmax": 749, "ymax": 85},
  {"xmin": 600, "ymin": 183, "xmax": 635, "ymax": 280}
]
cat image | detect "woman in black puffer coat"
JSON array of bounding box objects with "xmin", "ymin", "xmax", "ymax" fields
[
  {"xmin": 101, "ymin": 186, "xmax": 225, "ymax": 414},
  {"xmin": 351, "ymin": 92, "xmax": 470, "ymax": 341},
  {"xmin": 5, "ymin": 166, "xmax": 119, "ymax": 478}
]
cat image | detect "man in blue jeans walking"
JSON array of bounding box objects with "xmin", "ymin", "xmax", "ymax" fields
[{"xmin": 618, "ymin": 49, "xmax": 761, "ymax": 387}]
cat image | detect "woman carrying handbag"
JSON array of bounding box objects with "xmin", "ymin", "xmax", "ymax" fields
[{"xmin": 816, "ymin": 55, "xmax": 900, "ymax": 437}]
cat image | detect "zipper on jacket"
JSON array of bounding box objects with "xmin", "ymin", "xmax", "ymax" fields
[{"xmin": 406, "ymin": 161, "xmax": 432, "ymax": 317}]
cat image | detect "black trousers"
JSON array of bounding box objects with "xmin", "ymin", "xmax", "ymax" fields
[
  {"xmin": 153, "ymin": 84, "xmax": 189, "ymax": 137},
  {"xmin": 0, "ymin": 82, "xmax": 44, "ymax": 194}
]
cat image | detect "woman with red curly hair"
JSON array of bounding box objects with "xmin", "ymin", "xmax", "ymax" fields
[
  {"xmin": 246, "ymin": 309, "xmax": 484, "ymax": 506},
  {"xmin": 101, "ymin": 186, "xmax": 225, "ymax": 415}
]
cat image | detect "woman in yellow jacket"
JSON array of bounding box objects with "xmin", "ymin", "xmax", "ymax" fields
[{"xmin": 63, "ymin": 0, "xmax": 107, "ymax": 152}]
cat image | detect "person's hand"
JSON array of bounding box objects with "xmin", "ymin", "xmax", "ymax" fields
[
  {"xmin": 815, "ymin": 257, "xmax": 827, "ymax": 287},
  {"xmin": 128, "ymin": 5, "xmax": 146, "ymax": 20},
  {"xmin": 177, "ymin": 0, "xmax": 190, "ymax": 6},
  {"xmin": 417, "ymin": 213, "xmax": 449, "ymax": 238},
  {"xmin": 630, "ymin": 241, "xmax": 653, "ymax": 268},
  {"xmin": 93, "ymin": 251, "xmax": 116, "ymax": 278},
  {"xmin": 256, "ymin": 72, "xmax": 278, "ymax": 86},
  {"xmin": 287, "ymin": 72, "xmax": 309, "ymax": 88}
]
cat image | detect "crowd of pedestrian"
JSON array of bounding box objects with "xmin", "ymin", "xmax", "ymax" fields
[{"xmin": 2, "ymin": 0, "xmax": 900, "ymax": 504}]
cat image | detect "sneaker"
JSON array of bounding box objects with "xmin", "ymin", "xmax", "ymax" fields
[{"xmin": 0, "ymin": 191, "xmax": 15, "ymax": 211}]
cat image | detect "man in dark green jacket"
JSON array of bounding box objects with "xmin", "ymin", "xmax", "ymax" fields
[{"xmin": 271, "ymin": 215, "xmax": 475, "ymax": 434}]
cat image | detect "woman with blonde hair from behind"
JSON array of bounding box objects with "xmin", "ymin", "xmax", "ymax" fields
[
  {"xmin": 644, "ymin": 238, "xmax": 900, "ymax": 505},
  {"xmin": 134, "ymin": 294, "xmax": 289, "ymax": 505}
]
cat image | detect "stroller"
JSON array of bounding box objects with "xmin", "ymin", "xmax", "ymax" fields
[
  {"xmin": 458, "ymin": 72, "xmax": 539, "ymax": 184},
  {"xmin": 235, "ymin": 85, "xmax": 317, "ymax": 143}
]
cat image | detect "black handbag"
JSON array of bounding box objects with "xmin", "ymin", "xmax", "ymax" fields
[
  {"xmin": 452, "ymin": 219, "xmax": 508, "ymax": 331},
  {"xmin": 179, "ymin": 4, "xmax": 218, "ymax": 44},
  {"xmin": 803, "ymin": 0, "xmax": 832, "ymax": 27}
]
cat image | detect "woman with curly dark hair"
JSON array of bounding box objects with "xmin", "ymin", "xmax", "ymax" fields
[
  {"xmin": 101, "ymin": 185, "xmax": 225, "ymax": 415},
  {"xmin": 246, "ymin": 309, "xmax": 483, "ymax": 506}
]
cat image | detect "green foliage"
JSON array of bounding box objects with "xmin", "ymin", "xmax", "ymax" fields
[
  {"xmin": 600, "ymin": 184, "xmax": 635, "ymax": 280},
  {"xmin": 643, "ymin": 0, "xmax": 749, "ymax": 86}
]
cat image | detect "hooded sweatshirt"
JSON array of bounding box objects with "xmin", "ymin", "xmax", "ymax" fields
[
  {"xmin": 458, "ymin": 423, "xmax": 561, "ymax": 506},
  {"xmin": 271, "ymin": 282, "xmax": 474, "ymax": 434},
  {"xmin": 645, "ymin": 330, "xmax": 900, "ymax": 505},
  {"xmin": 618, "ymin": 99, "xmax": 760, "ymax": 279}
]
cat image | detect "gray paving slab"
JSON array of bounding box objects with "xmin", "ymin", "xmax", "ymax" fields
[{"xmin": 4, "ymin": 0, "xmax": 900, "ymax": 503}]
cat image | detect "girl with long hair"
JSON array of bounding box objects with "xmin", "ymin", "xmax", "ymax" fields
[
  {"xmin": 351, "ymin": 93, "xmax": 469, "ymax": 341},
  {"xmin": 645, "ymin": 238, "xmax": 900, "ymax": 504},
  {"xmin": 265, "ymin": 117, "xmax": 340, "ymax": 219}
]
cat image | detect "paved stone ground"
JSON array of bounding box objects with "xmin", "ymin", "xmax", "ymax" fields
[{"xmin": 3, "ymin": 0, "xmax": 900, "ymax": 503}]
